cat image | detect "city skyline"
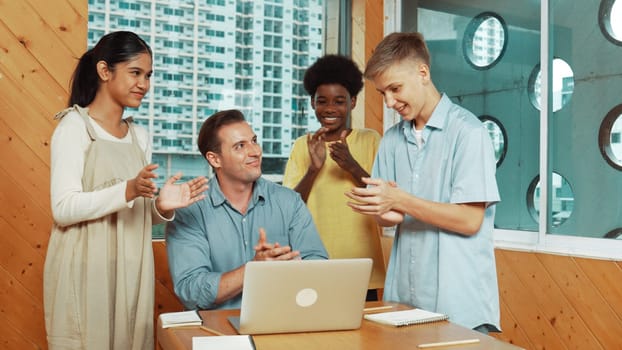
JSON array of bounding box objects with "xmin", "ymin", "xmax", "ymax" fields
[{"xmin": 88, "ymin": 0, "xmax": 325, "ymax": 183}]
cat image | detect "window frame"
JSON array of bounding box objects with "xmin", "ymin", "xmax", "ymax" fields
[{"xmin": 386, "ymin": 0, "xmax": 622, "ymax": 260}]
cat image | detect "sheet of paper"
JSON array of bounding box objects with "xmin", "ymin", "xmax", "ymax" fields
[{"xmin": 192, "ymin": 335, "xmax": 255, "ymax": 350}]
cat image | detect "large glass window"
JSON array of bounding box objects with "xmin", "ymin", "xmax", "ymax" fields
[
  {"xmin": 87, "ymin": 0, "xmax": 344, "ymax": 239},
  {"xmin": 401, "ymin": 1, "xmax": 622, "ymax": 245}
]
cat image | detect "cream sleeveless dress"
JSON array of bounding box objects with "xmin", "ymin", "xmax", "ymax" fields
[{"xmin": 44, "ymin": 106, "xmax": 154, "ymax": 350}]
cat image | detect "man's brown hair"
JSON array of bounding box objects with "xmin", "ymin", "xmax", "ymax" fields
[{"xmin": 197, "ymin": 109, "xmax": 246, "ymax": 158}]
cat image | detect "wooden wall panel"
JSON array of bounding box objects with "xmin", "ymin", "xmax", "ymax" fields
[
  {"xmin": 1, "ymin": 0, "xmax": 84, "ymax": 87},
  {"xmin": 537, "ymin": 253, "xmax": 622, "ymax": 349},
  {"xmin": 575, "ymin": 257, "xmax": 622, "ymax": 320},
  {"xmin": 0, "ymin": 0, "xmax": 85, "ymax": 349},
  {"xmin": 0, "ymin": 118, "xmax": 52, "ymax": 210},
  {"xmin": 495, "ymin": 250, "xmax": 566, "ymax": 349},
  {"xmin": 495, "ymin": 297, "xmax": 531, "ymax": 347},
  {"xmin": 0, "ymin": 265, "xmax": 47, "ymax": 348},
  {"xmin": 0, "ymin": 167, "xmax": 52, "ymax": 253},
  {"xmin": 0, "ymin": 314, "xmax": 40, "ymax": 350},
  {"xmin": 492, "ymin": 250, "xmax": 622, "ymax": 350},
  {"xmin": 505, "ymin": 250, "xmax": 595, "ymax": 349},
  {"xmin": 362, "ymin": 0, "xmax": 385, "ymax": 134},
  {"xmin": 0, "ymin": 21, "xmax": 72, "ymax": 121},
  {"xmin": 0, "ymin": 217, "xmax": 46, "ymax": 303}
]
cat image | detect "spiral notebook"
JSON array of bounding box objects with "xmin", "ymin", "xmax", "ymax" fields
[{"xmin": 364, "ymin": 308, "xmax": 448, "ymax": 327}]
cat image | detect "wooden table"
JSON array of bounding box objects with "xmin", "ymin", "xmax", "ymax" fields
[{"xmin": 157, "ymin": 302, "xmax": 523, "ymax": 350}]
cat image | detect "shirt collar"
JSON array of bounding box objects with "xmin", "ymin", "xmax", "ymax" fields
[
  {"xmin": 208, "ymin": 176, "xmax": 267, "ymax": 208},
  {"xmin": 425, "ymin": 93, "xmax": 451, "ymax": 130},
  {"xmin": 399, "ymin": 93, "xmax": 451, "ymax": 140}
]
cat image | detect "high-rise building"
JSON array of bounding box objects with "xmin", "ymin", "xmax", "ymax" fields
[{"xmin": 87, "ymin": 0, "xmax": 324, "ymax": 184}]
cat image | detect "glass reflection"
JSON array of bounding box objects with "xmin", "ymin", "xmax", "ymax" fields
[
  {"xmin": 600, "ymin": 0, "xmax": 622, "ymax": 43},
  {"xmin": 613, "ymin": 0, "xmax": 622, "ymax": 39},
  {"xmin": 530, "ymin": 172, "xmax": 575, "ymax": 227},
  {"xmin": 611, "ymin": 115, "xmax": 622, "ymax": 163},
  {"xmin": 480, "ymin": 116, "xmax": 507, "ymax": 166},
  {"xmin": 604, "ymin": 228, "xmax": 622, "ymax": 239},
  {"xmin": 465, "ymin": 14, "xmax": 506, "ymax": 68},
  {"xmin": 529, "ymin": 58, "xmax": 575, "ymax": 112}
]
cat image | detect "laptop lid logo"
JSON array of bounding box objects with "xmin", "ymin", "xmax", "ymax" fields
[{"xmin": 296, "ymin": 288, "xmax": 318, "ymax": 307}]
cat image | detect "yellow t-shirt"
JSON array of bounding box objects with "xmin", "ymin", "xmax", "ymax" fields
[{"xmin": 283, "ymin": 128, "xmax": 386, "ymax": 289}]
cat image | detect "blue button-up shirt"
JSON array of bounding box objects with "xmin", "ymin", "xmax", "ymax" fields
[
  {"xmin": 166, "ymin": 176, "xmax": 328, "ymax": 310},
  {"xmin": 375, "ymin": 94, "xmax": 501, "ymax": 330}
]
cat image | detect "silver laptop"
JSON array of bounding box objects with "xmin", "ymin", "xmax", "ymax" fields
[{"xmin": 229, "ymin": 258, "xmax": 372, "ymax": 335}]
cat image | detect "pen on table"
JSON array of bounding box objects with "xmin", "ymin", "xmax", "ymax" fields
[
  {"xmin": 363, "ymin": 305, "xmax": 394, "ymax": 312},
  {"xmin": 191, "ymin": 311, "xmax": 225, "ymax": 336},
  {"xmin": 198, "ymin": 325, "xmax": 226, "ymax": 336},
  {"xmin": 417, "ymin": 338, "xmax": 480, "ymax": 348}
]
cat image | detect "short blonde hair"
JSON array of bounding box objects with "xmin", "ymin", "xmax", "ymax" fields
[{"xmin": 364, "ymin": 32, "xmax": 431, "ymax": 79}]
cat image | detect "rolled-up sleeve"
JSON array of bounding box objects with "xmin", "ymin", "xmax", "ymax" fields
[{"xmin": 165, "ymin": 204, "xmax": 221, "ymax": 310}]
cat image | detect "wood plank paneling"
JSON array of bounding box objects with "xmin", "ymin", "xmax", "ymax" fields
[
  {"xmin": 495, "ymin": 250, "xmax": 566, "ymax": 350},
  {"xmin": 0, "ymin": 2, "xmax": 84, "ymax": 349},
  {"xmin": 492, "ymin": 250, "xmax": 622, "ymax": 350},
  {"xmin": 575, "ymin": 257, "xmax": 622, "ymax": 320},
  {"xmin": 0, "ymin": 166, "xmax": 52, "ymax": 255},
  {"xmin": 0, "ymin": 313, "xmax": 40, "ymax": 350},
  {"xmin": 0, "ymin": 266, "xmax": 47, "ymax": 349},
  {"xmin": 0, "ymin": 118, "xmax": 51, "ymax": 211},
  {"xmin": 363, "ymin": 0, "xmax": 384, "ymax": 134},
  {"xmin": 0, "ymin": 21, "xmax": 70, "ymax": 121},
  {"xmin": 0, "ymin": 218, "xmax": 46, "ymax": 304},
  {"xmin": 496, "ymin": 297, "xmax": 532, "ymax": 348},
  {"xmin": 537, "ymin": 253, "xmax": 622, "ymax": 349},
  {"xmin": 502, "ymin": 250, "xmax": 601, "ymax": 349},
  {"xmin": 26, "ymin": 0, "xmax": 88, "ymax": 57},
  {"xmin": 0, "ymin": 0, "xmax": 81, "ymax": 86}
]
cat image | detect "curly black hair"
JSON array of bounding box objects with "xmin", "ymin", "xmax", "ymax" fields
[{"xmin": 303, "ymin": 54, "xmax": 364, "ymax": 97}]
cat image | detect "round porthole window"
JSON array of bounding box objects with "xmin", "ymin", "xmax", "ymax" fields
[
  {"xmin": 604, "ymin": 228, "xmax": 622, "ymax": 239},
  {"xmin": 527, "ymin": 58, "xmax": 575, "ymax": 112},
  {"xmin": 598, "ymin": 104, "xmax": 622, "ymax": 170},
  {"xmin": 599, "ymin": 0, "xmax": 622, "ymax": 45},
  {"xmin": 463, "ymin": 12, "xmax": 508, "ymax": 70},
  {"xmin": 527, "ymin": 172, "xmax": 574, "ymax": 227},
  {"xmin": 479, "ymin": 115, "xmax": 507, "ymax": 167}
]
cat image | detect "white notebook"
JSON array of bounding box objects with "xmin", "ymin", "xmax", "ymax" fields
[
  {"xmin": 159, "ymin": 310, "xmax": 202, "ymax": 328},
  {"xmin": 364, "ymin": 308, "xmax": 448, "ymax": 327}
]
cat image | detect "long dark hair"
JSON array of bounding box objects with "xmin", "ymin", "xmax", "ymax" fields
[{"xmin": 68, "ymin": 31, "xmax": 152, "ymax": 107}]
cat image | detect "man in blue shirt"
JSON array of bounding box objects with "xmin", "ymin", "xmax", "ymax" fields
[
  {"xmin": 166, "ymin": 109, "xmax": 328, "ymax": 310},
  {"xmin": 346, "ymin": 32, "xmax": 501, "ymax": 333}
]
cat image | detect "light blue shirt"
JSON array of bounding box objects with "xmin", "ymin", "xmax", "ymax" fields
[
  {"xmin": 166, "ymin": 176, "xmax": 328, "ymax": 310},
  {"xmin": 374, "ymin": 94, "xmax": 501, "ymax": 330}
]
